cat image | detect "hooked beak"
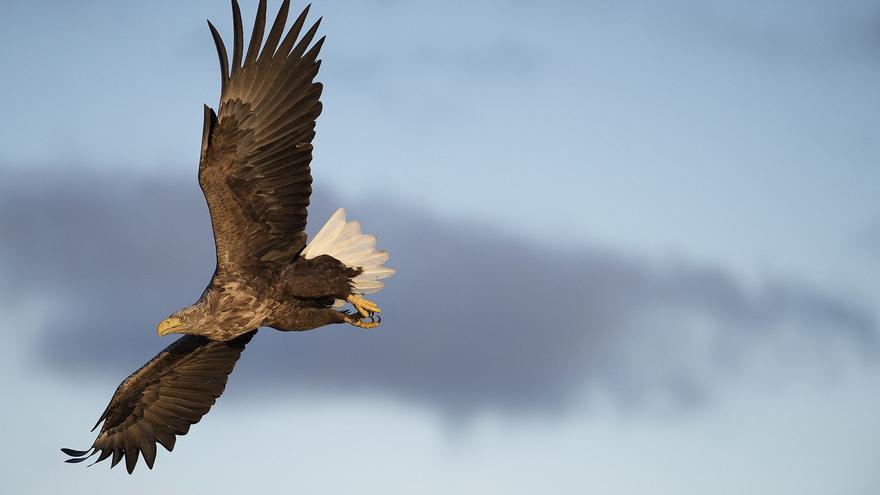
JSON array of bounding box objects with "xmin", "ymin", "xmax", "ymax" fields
[{"xmin": 157, "ymin": 317, "xmax": 183, "ymax": 336}]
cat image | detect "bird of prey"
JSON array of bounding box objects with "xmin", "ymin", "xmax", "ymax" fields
[{"xmin": 62, "ymin": 0, "xmax": 394, "ymax": 473}]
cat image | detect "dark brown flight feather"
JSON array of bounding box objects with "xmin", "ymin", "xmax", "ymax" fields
[
  {"xmin": 200, "ymin": 0, "xmax": 324, "ymax": 269},
  {"xmin": 62, "ymin": 331, "xmax": 256, "ymax": 473}
]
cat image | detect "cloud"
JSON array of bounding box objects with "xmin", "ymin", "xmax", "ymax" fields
[
  {"xmin": 0, "ymin": 170, "xmax": 875, "ymax": 418},
  {"xmin": 328, "ymin": 38, "xmax": 547, "ymax": 84},
  {"xmin": 637, "ymin": 0, "xmax": 880, "ymax": 63},
  {"xmin": 861, "ymin": 220, "xmax": 880, "ymax": 256},
  {"xmin": 501, "ymin": 0, "xmax": 880, "ymax": 64}
]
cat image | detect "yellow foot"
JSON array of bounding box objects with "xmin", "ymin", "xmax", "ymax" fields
[
  {"xmin": 344, "ymin": 313, "xmax": 381, "ymax": 329},
  {"xmin": 347, "ymin": 294, "xmax": 381, "ymax": 317}
]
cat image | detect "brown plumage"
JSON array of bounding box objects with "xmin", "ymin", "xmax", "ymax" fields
[{"xmin": 63, "ymin": 0, "xmax": 395, "ymax": 473}]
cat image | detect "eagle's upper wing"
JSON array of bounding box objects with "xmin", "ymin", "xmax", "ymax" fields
[
  {"xmin": 62, "ymin": 331, "xmax": 256, "ymax": 473},
  {"xmin": 199, "ymin": 0, "xmax": 324, "ymax": 271}
]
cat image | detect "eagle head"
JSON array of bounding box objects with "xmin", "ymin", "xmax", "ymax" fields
[
  {"xmin": 157, "ymin": 304, "xmax": 206, "ymax": 336},
  {"xmin": 157, "ymin": 316, "xmax": 184, "ymax": 336}
]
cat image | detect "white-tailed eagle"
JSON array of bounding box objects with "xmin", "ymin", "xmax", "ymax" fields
[{"xmin": 62, "ymin": 0, "xmax": 395, "ymax": 473}]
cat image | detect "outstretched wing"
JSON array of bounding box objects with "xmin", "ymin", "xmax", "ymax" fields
[
  {"xmin": 200, "ymin": 0, "xmax": 324, "ymax": 271},
  {"xmin": 62, "ymin": 331, "xmax": 256, "ymax": 474}
]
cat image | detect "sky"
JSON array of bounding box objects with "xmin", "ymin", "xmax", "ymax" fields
[{"xmin": 1, "ymin": 0, "xmax": 879, "ymax": 492}]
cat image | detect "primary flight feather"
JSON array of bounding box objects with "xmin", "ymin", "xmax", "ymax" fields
[{"xmin": 62, "ymin": 0, "xmax": 395, "ymax": 473}]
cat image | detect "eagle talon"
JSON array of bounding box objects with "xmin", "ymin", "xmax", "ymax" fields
[
  {"xmin": 346, "ymin": 294, "xmax": 381, "ymax": 318},
  {"xmin": 344, "ymin": 314, "xmax": 381, "ymax": 329}
]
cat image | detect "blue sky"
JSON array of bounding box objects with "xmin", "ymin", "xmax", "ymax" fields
[{"xmin": 1, "ymin": 0, "xmax": 879, "ymax": 492}]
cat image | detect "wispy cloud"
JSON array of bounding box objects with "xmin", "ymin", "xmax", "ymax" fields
[
  {"xmin": 0, "ymin": 171, "xmax": 875, "ymax": 418},
  {"xmin": 620, "ymin": 0, "xmax": 880, "ymax": 64}
]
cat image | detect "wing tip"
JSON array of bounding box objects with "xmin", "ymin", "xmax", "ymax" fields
[
  {"xmin": 231, "ymin": 0, "xmax": 244, "ymax": 74},
  {"xmin": 62, "ymin": 447, "xmax": 99, "ymax": 464},
  {"xmin": 61, "ymin": 447, "xmax": 90, "ymax": 457}
]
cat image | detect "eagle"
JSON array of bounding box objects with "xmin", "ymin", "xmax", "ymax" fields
[{"xmin": 62, "ymin": 0, "xmax": 394, "ymax": 473}]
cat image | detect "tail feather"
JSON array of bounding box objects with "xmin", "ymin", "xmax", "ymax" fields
[
  {"xmin": 356, "ymin": 267, "xmax": 396, "ymax": 281},
  {"xmin": 301, "ymin": 208, "xmax": 395, "ymax": 296}
]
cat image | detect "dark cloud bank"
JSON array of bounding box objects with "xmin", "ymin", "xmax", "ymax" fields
[{"xmin": 0, "ymin": 171, "xmax": 875, "ymax": 418}]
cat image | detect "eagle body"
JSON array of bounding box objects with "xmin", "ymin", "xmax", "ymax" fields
[
  {"xmin": 185, "ymin": 254, "xmax": 361, "ymax": 341},
  {"xmin": 63, "ymin": 0, "xmax": 395, "ymax": 473}
]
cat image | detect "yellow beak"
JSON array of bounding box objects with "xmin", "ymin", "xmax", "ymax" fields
[{"xmin": 157, "ymin": 317, "xmax": 183, "ymax": 336}]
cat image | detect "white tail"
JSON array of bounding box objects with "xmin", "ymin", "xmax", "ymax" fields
[{"xmin": 300, "ymin": 208, "xmax": 395, "ymax": 298}]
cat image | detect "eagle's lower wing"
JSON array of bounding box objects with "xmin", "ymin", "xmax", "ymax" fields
[
  {"xmin": 62, "ymin": 330, "xmax": 256, "ymax": 473},
  {"xmin": 199, "ymin": 0, "xmax": 324, "ymax": 271}
]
